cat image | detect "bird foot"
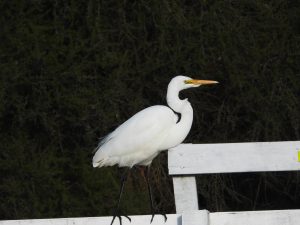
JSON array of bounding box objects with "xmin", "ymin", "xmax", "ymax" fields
[
  {"xmin": 110, "ymin": 212, "xmax": 131, "ymax": 225},
  {"xmin": 150, "ymin": 212, "xmax": 167, "ymax": 223}
]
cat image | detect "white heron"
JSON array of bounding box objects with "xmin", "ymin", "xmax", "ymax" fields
[{"xmin": 93, "ymin": 75, "xmax": 218, "ymax": 225}]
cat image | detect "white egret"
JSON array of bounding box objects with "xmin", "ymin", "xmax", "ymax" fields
[{"xmin": 93, "ymin": 75, "xmax": 218, "ymax": 225}]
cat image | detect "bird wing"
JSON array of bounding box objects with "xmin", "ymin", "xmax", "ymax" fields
[{"xmin": 94, "ymin": 105, "xmax": 177, "ymax": 158}]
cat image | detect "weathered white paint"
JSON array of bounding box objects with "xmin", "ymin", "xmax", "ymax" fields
[
  {"xmin": 173, "ymin": 176, "xmax": 198, "ymax": 213},
  {"xmin": 182, "ymin": 210, "xmax": 208, "ymax": 225},
  {"xmin": 2, "ymin": 210, "xmax": 300, "ymax": 225},
  {"xmin": 0, "ymin": 214, "xmax": 181, "ymax": 225},
  {"xmin": 168, "ymin": 141, "xmax": 300, "ymax": 175},
  {"xmin": 210, "ymin": 209, "xmax": 300, "ymax": 225}
]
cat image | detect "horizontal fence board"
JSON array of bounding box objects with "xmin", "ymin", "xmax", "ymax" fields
[
  {"xmin": 168, "ymin": 141, "xmax": 300, "ymax": 175},
  {"xmin": 210, "ymin": 209, "xmax": 300, "ymax": 225},
  {"xmin": 3, "ymin": 210, "xmax": 299, "ymax": 225},
  {"xmin": 182, "ymin": 210, "xmax": 209, "ymax": 225},
  {"xmin": 0, "ymin": 214, "xmax": 181, "ymax": 225}
]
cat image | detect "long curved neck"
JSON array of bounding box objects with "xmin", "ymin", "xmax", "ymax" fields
[
  {"xmin": 162, "ymin": 84, "xmax": 194, "ymax": 148},
  {"xmin": 167, "ymin": 83, "xmax": 193, "ymax": 114}
]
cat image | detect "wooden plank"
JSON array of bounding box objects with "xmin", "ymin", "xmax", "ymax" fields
[
  {"xmin": 210, "ymin": 209, "xmax": 300, "ymax": 225},
  {"xmin": 168, "ymin": 141, "xmax": 300, "ymax": 175},
  {"xmin": 0, "ymin": 214, "xmax": 181, "ymax": 225},
  {"xmin": 173, "ymin": 176, "xmax": 198, "ymax": 213},
  {"xmin": 182, "ymin": 210, "xmax": 209, "ymax": 225}
]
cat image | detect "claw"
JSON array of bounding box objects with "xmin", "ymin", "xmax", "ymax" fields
[
  {"xmin": 150, "ymin": 213, "xmax": 167, "ymax": 223},
  {"xmin": 163, "ymin": 213, "xmax": 167, "ymax": 222},
  {"xmin": 110, "ymin": 215, "xmax": 117, "ymax": 225},
  {"xmin": 110, "ymin": 214, "xmax": 131, "ymax": 225},
  {"xmin": 161, "ymin": 214, "xmax": 168, "ymax": 222},
  {"xmin": 124, "ymin": 215, "xmax": 131, "ymax": 222},
  {"xmin": 150, "ymin": 214, "xmax": 154, "ymax": 223}
]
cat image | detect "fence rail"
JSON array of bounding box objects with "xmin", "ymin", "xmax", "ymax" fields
[
  {"xmin": 2, "ymin": 209, "xmax": 300, "ymax": 225},
  {"xmin": 210, "ymin": 209, "xmax": 300, "ymax": 225},
  {"xmin": 0, "ymin": 214, "xmax": 181, "ymax": 225},
  {"xmin": 168, "ymin": 141, "xmax": 300, "ymax": 175}
]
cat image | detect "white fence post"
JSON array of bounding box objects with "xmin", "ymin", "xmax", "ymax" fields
[{"xmin": 173, "ymin": 176, "xmax": 198, "ymax": 214}]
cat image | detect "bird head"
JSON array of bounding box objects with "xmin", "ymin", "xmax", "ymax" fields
[{"xmin": 170, "ymin": 75, "xmax": 219, "ymax": 90}]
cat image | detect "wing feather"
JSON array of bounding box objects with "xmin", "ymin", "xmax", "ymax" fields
[{"xmin": 93, "ymin": 105, "xmax": 177, "ymax": 166}]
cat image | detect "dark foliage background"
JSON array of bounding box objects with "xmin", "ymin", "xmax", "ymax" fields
[{"xmin": 0, "ymin": 0, "xmax": 299, "ymax": 220}]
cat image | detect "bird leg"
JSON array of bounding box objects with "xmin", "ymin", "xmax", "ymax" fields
[
  {"xmin": 145, "ymin": 166, "xmax": 167, "ymax": 223},
  {"xmin": 110, "ymin": 168, "xmax": 131, "ymax": 225}
]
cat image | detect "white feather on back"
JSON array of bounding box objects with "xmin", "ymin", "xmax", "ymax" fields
[{"xmin": 92, "ymin": 105, "xmax": 177, "ymax": 167}]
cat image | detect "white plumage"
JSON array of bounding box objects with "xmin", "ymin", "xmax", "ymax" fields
[{"xmin": 92, "ymin": 75, "xmax": 218, "ymax": 168}]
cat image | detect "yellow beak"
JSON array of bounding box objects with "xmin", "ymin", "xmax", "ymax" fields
[{"xmin": 184, "ymin": 79, "xmax": 219, "ymax": 85}]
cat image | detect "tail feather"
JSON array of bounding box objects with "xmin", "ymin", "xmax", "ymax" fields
[
  {"xmin": 93, "ymin": 150, "xmax": 117, "ymax": 167},
  {"xmin": 92, "ymin": 150, "xmax": 106, "ymax": 167},
  {"xmin": 92, "ymin": 160, "xmax": 102, "ymax": 168}
]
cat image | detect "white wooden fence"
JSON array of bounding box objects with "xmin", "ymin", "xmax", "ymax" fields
[
  {"xmin": 169, "ymin": 141, "xmax": 300, "ymax": 225},
  {"xmin": 3, "ymin": 209, "xmax": 300, "ymax": 225},
  {"xmin": 1, "ymin": 141, "xmax": 300, "ymax": 225}
]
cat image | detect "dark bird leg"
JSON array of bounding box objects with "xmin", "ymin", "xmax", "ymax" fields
[
  {"xmin": 145, "ymin": 166, "xmax": 167, "ymax": 223},
  {"xmin": 110, "ymin": 167, "xmax": 131, "ymax": 225}
]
